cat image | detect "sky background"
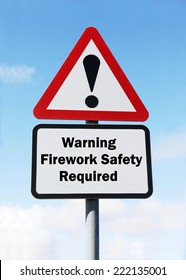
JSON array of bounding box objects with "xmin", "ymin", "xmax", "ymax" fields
[{"xmin": 1, "ymin": 0, "xmax": 186, "ymax": 259}]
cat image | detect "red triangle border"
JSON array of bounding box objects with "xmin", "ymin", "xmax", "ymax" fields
[{"xmin": 33, "ymin": 27, "xmax": 149, "ymax": 121}]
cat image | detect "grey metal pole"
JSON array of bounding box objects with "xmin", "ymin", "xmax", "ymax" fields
[
  {"xmin": 85, "ymin": 120, "xmax": 99, "ymax": 260},
  {"xmin": 85, "ymin": 198, "xmax": 99, "ymax": 259}
]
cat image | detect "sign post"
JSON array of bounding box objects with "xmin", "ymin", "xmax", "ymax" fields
[
  {"xmin": 31, "ymin": 26, "xmax": 153, "ymax": 260},
  {"xmin": 85, "ymin": 120, "xmax": 99, "ymax": 260},
  {"xmin": 85, "ymin": 197, "xmax": 99, "ymax": 259}
]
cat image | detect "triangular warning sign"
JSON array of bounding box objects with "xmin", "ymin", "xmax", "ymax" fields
[{"xmin": 33, "ymin": 27, "xmax": 149, "ymax": 121}]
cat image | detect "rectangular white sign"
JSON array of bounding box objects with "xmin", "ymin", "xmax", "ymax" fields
[{"xmin": 31, "ymin": 124, "xmax": 152, "ymax": 198}]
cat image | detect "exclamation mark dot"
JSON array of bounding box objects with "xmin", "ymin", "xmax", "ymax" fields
[{"xmin": 83, "ymin": 55, "xmax": 100, "ymax": 108}]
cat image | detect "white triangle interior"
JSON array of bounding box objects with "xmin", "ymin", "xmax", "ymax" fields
[{"xmin": 47, "ymin": 40, "xmax": 136, "ymax": 112}]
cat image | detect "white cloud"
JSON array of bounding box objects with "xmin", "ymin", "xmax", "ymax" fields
[
  {"xmin": 0, "ymin": 198, "xmax": 186, "ymax": 260},
  {"xmin": 0, "ymin": 202, "xmax": 84, "ymax": 259},
  {"xmin": 153, "ymin": 129, "xmax": 186, "ymax": 160},
  {"xmin": 100, "ymin": 199, "xmax": 186, "ymax": 234},
  {"xmin": 100, "ymin": 199, "xmax": 186, "ymax": 259},
  {"xmin": 104, "ymin": 236, "xmax": 145, "ymax": 260},
  {"xmin": 0, "ymin": 64, "xmax": 35, "ymax": 84}
]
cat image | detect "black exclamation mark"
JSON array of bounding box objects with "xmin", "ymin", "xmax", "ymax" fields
[{"xmin": 83, "ymin": 55, "xmax": 100, "ymax": 108}]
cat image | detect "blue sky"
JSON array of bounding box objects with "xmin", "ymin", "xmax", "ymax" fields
[{"xmin": 1, "ymin": 0, "xmax": 186, "ymax": 259}]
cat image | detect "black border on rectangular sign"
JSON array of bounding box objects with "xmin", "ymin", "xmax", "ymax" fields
[{"xmin": 31, "ymin": 124, "xmax": 153, "ymax": 199}]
